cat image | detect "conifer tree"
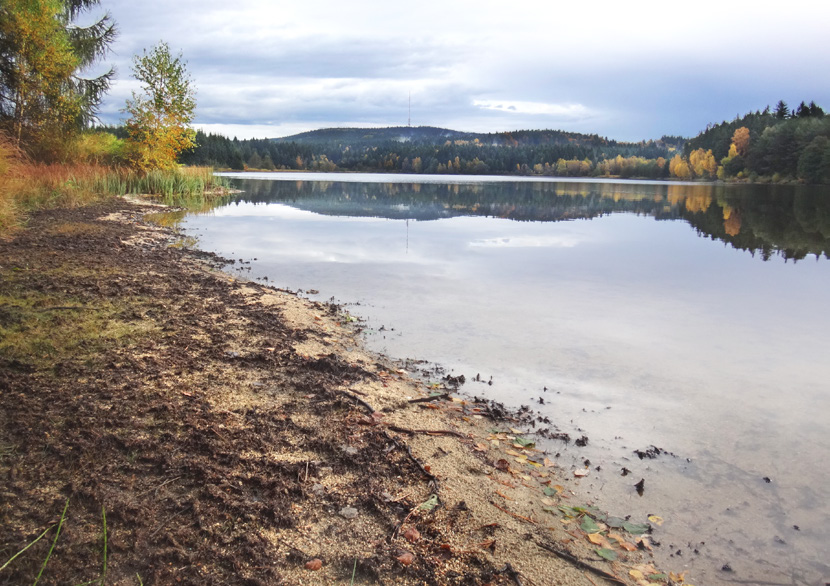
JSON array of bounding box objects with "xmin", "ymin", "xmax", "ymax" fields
[{"xmin": 0, "ymin": 0, "xmax": 115, "ymax": 154}]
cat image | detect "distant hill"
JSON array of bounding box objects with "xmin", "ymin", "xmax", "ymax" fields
[
  {"xmin": 272, "ymin": 126, "xmax": 472, "ymax": 144},
  {"xmin": 273, "ymin": 125, "xmax": 674, "ymax": 149}
]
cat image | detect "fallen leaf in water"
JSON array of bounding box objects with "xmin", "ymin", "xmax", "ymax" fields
[
  {"xmin": 418, "ymin": 495, "xmax": 439, "ymax": 511},
  {"xmin": 608, "ymin": 532, "xmax": 637, "ymax": 551},
  {"xmin": 648, "ymin": 515, "xmax": 664, "ymax": 526},
  {"xmin": 581, "ymin": 516, "xmax": 601, "ymax": 534},
  {"xmin": 587, "ymin": 533, "xmax": 612, "ymax": 548},
  {"xmin": 514, "ymin": 436, "xmax": 535, "ymax": 448},
  {"xmin": 606, "ymin": 516, "xmax": 625, "ymax": 528},
  {"xmin": 596, "ymin": 548, "xmax": 618, "ymax": 561},
  {"xmin": 543, "ymin": 485, "xmax": 563, "ymax": 496},
  {"xmin": 573, "ymin": 469, "xmax": 589, "ymax": 477},
  {"xmin": 510, "ymin": 428, "xmax": 523, "ymax": 434},
  {"xmin": 622, "ymin": 521, "xmax": 650, "ymax": 535},
  {"xmin": 403, "ymin": 527, "xmax": 420, "ymax": 543},
  {"xmin": 540, "ymin": 497, "xmax": 556, "ymax": 506},
  {"xmin": 543, "ymin": 457, "xmax": 555, "ymax": 467},
  {"xmin": 473, "ymin": 443, "xmax": 488, "ymax": 452},
  {"xmin": 629, "ymin": 569, "xmax": 644, "ymax": 580},
  {"xmin": 305, "ymin": 559, "xmax": 322, "ymax": 571},
  {"xmin": 396, "ymin": 552, "xmax": 415, "ymax": 566},
  {"xmin": 669, "ymin": 571, "xmax": 686, "ymax": 582},
  {"xmin": 505, "ymin": 449, "xmax": 522, "ymax": 457}
]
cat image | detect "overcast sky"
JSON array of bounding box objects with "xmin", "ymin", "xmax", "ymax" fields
[{"xmin": 91, "ymin": 0, "xmax": 830, "ymax": 141}]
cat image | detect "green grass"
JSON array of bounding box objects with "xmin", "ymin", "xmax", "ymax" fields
[
  {"xmin": 1, "ymin": 501, "xmax": 115, "ymax": 586},
  {"xmin": 32, "ymin": 498, "xmax": 70, "ymax": 586},
  {"xmin": 0, "ymin": 286, "xmax": 158, "ymax": 369}
]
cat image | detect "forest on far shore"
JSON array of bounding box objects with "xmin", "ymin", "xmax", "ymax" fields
[{"xmin": 106, "ymin": 99, "xmax": 830, "ymax": 184}]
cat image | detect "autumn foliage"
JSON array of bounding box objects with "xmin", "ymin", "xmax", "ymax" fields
[{"xmin": 124, "ymin": 43, "xmax": 196, "ymax": 171}]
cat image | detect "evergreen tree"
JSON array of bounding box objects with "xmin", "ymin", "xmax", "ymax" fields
[
  {"xmin": 774, "ymin": 100, "xmax": 789, "ymax": 120},
  {"xmin": 0, "ymin": 0, "xmax": 116, "ymax": 155}
]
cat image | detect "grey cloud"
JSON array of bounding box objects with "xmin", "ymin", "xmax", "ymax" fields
[{"xmin": 96, "ymin": 0, "xmax": 830, "ymax": 141}]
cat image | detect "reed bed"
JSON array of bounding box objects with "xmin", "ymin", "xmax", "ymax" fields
[{"xmin": 0, "ymin": 135, "xmax": 228, "ymax": 236}]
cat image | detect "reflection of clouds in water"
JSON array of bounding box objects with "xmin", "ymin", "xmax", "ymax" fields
[
  {"xmin": 209, "ymin": 202, "xmax": 384, "ymax": 222},
  {"xmin": 469, "ymin": 235, "xmax": 581, "ymax": 248}
]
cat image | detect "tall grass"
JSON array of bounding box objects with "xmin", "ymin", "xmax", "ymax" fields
[{"xmin": 0, "ymin": 132, "xmax": 228, "ymax": 237}]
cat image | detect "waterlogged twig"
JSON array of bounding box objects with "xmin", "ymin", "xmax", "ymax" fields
[
  {"xmin": 386, "ymin": 425, "xmax": 466, "ymax": 438},
  {"xmin": 32, "ymin": 497, "xmax": 70, "ymax": 586},
  {"xmin": 338, "ymin": 390, "xmax": 376, "ymax": 414},
  {"xmin": 533, "ymin": 540, "xmax": 626, "ymax": 585},
  {"xmin": 490, "ymin": 501, "xmax": 536, "ymax": 524},
  {"xmin": 496, "ymin": 563, "xmax": 524, "ymax": 586},
  {"xmin": 407, "ymin": 393, "xmax": 451, "ymax": 404}
]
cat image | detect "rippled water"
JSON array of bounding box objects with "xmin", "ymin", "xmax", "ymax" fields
[{"xmin": 177, "ymin": 172, "xmax": 830, "ymax": 585}]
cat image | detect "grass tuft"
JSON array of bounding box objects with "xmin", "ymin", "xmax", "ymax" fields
[{"xmin": 32, "ymin": 498, "xmax": 70, "ymax": 586}]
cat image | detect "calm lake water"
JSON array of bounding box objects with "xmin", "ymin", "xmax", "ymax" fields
[{"xmin": 180, "ymin": 172, "xmax": 830, "ymax": 585}]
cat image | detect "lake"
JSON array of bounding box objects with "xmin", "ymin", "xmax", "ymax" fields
[{"xmin": 178, "ymin": 172, "xmax": 830, "ymax": 585}]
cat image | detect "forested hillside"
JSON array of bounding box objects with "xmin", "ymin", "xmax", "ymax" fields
[
  {"xmin": 683, "ymin": 100, "xmax": 829, "ymax": 183},
  {"xmin": 179, "ymin": 127, "xmax": 682, "ymax": 179},
  {"xmin": 165, "ymin": 99, "xmax": 830, "ymax": 183}
]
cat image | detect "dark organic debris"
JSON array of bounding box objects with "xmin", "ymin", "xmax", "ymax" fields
[
  {"xmin": 633, "ymin": 445, "xmax": 674, "ymax": 459},
  {"xmin": 634, "ymin": 478, "xmax": 645, "ymax": 496},
  {"xmin": 443, "ymin": 374, "xmax": 466, "ymax": 387},
  {"xmin": 575, "ymin": 436, "xmax": 589, "ymax": 447},
  {"xmin": 0, "ymin": 201, "xmax": 510, "ymax": 586}
]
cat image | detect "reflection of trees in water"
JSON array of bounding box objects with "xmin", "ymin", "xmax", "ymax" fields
[{"xmin": 229, "ymin": 178, "xmax": 830, "ymax": 261}]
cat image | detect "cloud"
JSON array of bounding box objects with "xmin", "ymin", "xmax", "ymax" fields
[
  {"xmin": 469, "ymin": 235, "xmax": 582, "ymax": 248},
  {"xmin": 95, "ymin": 0, "xmax": 830, "ymax": 141},
  {"xmin": 473, "ymin": 100, "xmax": 593, "ymax": 119}
]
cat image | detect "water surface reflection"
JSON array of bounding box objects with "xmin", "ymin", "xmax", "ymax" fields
[{"xmin": 183, "ymin": 174, "xmax": 830, "ymax": 585}]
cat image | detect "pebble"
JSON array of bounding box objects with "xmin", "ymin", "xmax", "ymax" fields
[{"xmin": 339, "ymin": 506, "xmax": 358, "ymax": 519}]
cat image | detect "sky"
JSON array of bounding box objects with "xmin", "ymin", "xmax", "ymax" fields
[{"xmin": 89, "ymin": 0, "xmax": 830, "ymax": 142}]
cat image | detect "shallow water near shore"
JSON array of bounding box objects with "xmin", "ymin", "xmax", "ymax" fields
[{"xmin": 179, "ymin": 172, "xmax": 830, "ymax": 585}]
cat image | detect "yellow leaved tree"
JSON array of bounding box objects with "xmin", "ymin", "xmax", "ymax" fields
[{"xmin": 124, "ymin": 42, "xmax": 196, "ymax": 171}]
